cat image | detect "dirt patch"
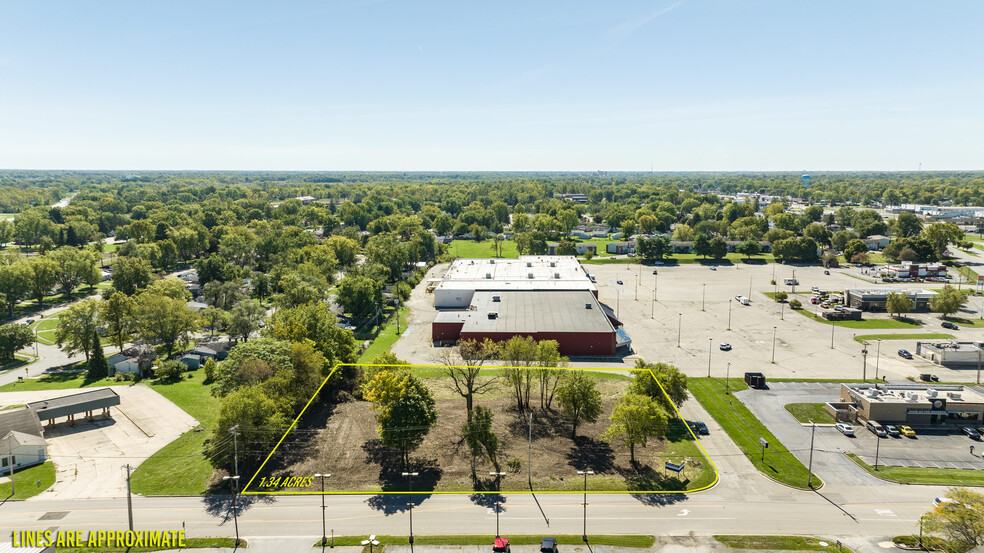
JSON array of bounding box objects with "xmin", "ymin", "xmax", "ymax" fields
[{"xmin": 253, "ymin": 372, "xmax": 705, "ymax": 493}]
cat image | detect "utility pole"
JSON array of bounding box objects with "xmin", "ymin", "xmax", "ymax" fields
[
  {"xmin": 7, "ymin": 450, "xmax": 14, "ymax": 496},
  {"xmin": 875, "ymin": 339, "xmax": 881, "ymax": 380},
  {"xmin": 807, "ymin": 421, "xmax": 816, "ymax": 488},
  {"xmin": 748, "ymin": 276, "xmax": 752, "ymax": 298},
  {"xmin": 229, "ymin": 425, "xmax": 240, "ymax": 481},
  {"xmin": 677, "ymin": 313, "xmax": 682, "ymax": 348},
  {"xmin": 978, "ymin": 346, "xmax": 982, "ymax": 385},
  {"xmin": 314, "ymin": 473, "xmax": 331, "ymax": 547},
  {"xmin": 707, "ymin": 338, "xmax": 712, "ymax": 377},
  {"xmin": 771, "ymin": 326, "xmax": 777, "ymax": 363},
  {"xmin": 395, "ymin": 298, "xmax": 400, "ymax": 336},
  {"xmin": 125, "ymin": 464, "xmax": 134, "ymax": 532},
  {"xmin": 223, "ymin": 475, "xmax": 241, "ymax": 546},
  {"xmin": 402, "ymin": 471, "xmax": 418, "ymax": 545}
]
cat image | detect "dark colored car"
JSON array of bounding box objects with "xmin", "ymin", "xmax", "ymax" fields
[
  {"xmin": 885, "ymin": 425, "xmax": 901, "ymax": 438},
  {"xmin": 540, "ymin": 538, "xmax": 558, "ymax": 553},
  {"xmin": 898, "ymin": 349, "xmax": 913, "ymax": 359},
  {"xmin": 942, "ymin": 321, "xmax": 959, "ymax": 330},
  {"xmin": 616, "ymin": 279, "xmax": 623, "ymax": 285},
  {"xmin": 977, "ymin": 427, "xmax": 984, "ymax": 436},
  {"xmin": 962, "ymin": 427, "xmax": 981, "ymax": 440},
  {"xmin": 694, "ymin": 421, "xmax": 709, "ymax": 435},
  {"xmin": 824, "ymin": 270, "xmax": 830, "ymax": 275}
]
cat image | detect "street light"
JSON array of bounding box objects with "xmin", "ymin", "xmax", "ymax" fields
[
  {"xmin": 725, "ymin": 362, "xmax": 731, "ymax": 395},
  {"xmin": 490, "ymin": 471, "xmax": 507, "ymax": 537},
  {"xmin": 771, "ymin": 326, "xmax": 777, "ymax": 364},
  {"xmin": 677, "ymin": 313, "xmax": 682, "ymax": 348},
  {"xmin": 707, "ymin": 338, "xmax": 712, "ymax": 377},
  {"xmin": 401, "ymin": 471, "xmax": 418, "ymax": 544},
  {"xmin": 577, "ymin": 470, "xmax": 594, "ymax": 542},
  {"xmin": 314, "ymin": 473, "xmax": 331, "ymax": 547},
  {"xmin": 875, "ymin": 339, "xmax": 881, "ymax": 380},
  {"xmin": 490, "ymin": 471, "xmax": 506, "ymax": 491},
  {"xmin": 727, "ymin": 299, "xmax": 732, "ymax": 331},
  {"xmin": 702, "ymin": 283, "xmax": 706, "ymax": 311},
  {"xmin": 807, "ymin": 421, "xmax": 816, "ymax": 488},
  {"xmin": 861, "ymin": 341, "xmax": 869, "ymax": 381},
  {"xmin": 222, "ymin": 475, "xmax": 241, "ymax": 546},
  {"xmin": 362, "ymin": 536, "xmax": 380, "ymax": 553}
]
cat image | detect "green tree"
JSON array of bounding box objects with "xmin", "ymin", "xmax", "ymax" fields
[
  {"xmin": 275, "ymin": 272, "xmax": 322, "ymax": 308},
  {"xmin": 29, "ymin": 256, "xmax": 59, "ymax": 307},
  {"xmin": 144, "ymin": 277, "xmax": 192, "ymax": 301},
  {"xmin": 692, "ymin": 233, "xmax": 711, "ymax": 259},
  {"xmin": 325, "ymin": 236, "xmax": 359, "ymax": 267},
  {"xmin": 709, "ymin": 235, "xmax": 728, "ymax": 260},
  {"xmin": 443, "ymin": 338, "xmax": 500, "ymax": 414},
  {"xmin": 775, "ymin": 291, "xmax": 788, "ymax": 302},
  {"xmin": 736, "ymin": 239, "xmax": 761, "ymax": 261},
  {"xmin": 199, "ymin": 306, "xmax": 228, "ymax": 338},
  {"xmin": 843, "ymin": 239, "xmax": 868, "ymax": 261},
  {"xmin": 227, "ymin": 299, "xmax": 266, "ymax": 342},
  {"xmin": 112, "ymin": 256, "xmax": 154, "ymax": 296},
  {"xmin": 363, "ymin": 369, "xmax": 439, "ymax": 466},
  {"xmin": 930, "ymin": 286, "xmax": 968, "ymax": 319},
  {"xmin": 204, "ymin": 280, "xmax": 246, "ymax": 310},
  {"xmin": 266, "ymin": 302, "xmax": 359, "ymax": 373},
  {"xmin": 203, "ymin": 357, "xmax": 217, "ymax": 383},
  {"xmin": 0, "ymin": 323, "xmax": 33, "ymax": 360},
  {"xmin": 0, "ymin": 261, "xmax": 32, "ymax": 316},
  {"xmin": 88, "ymin": 330, "xmax": 109, "ymax": 379},
  {"xmin": 337, "ymin": 274, "xmax": 382, "ymax": 318},
  {"xmin": 208, "ymin": 385, "xmax": 291, "ymax": 470},
  {"xmin": 463, "ymin": 405, "xmax": 500, "ymax": 478},
  {"xmin": 885, "ymin": 292, "xmax": 915, "ymax": 319},
  {"xmin": 629, "ymin": 360, "xmax": 688, "ymax": 411},
  {"xmin": 557, "ymin": 371, "xmax": 603, "ymax": 439},
  {"xmin": 134, "ymin": 293, "xmax": 199, "ymax": 359},
  {"xmin": 602, "ymin": 393, "xmax": 668, "ymax": 463},
  {"xmin": 100, "ymin": 291, "xmax": 135, "ymax": 353},
  {"xmin": 55, "ymin": 298, "xmax": 100, "ymax": 361},
  {"xmin": 922, "ymin": 487, "xmax": 984, "ymax": 547},
  {"xmin": 894, "ymin": 212, "xmax": 923, "ymax": 238},
  {"xmin": 922, "ymin": 222, "xmax": 964, "ymax": 260}
]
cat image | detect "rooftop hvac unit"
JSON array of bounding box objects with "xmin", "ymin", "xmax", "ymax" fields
[
  {"xmin": 907, "ymin": 391, "xmax": 919, "ymax": 400},
  {"xmin": 949, "ymin": 392, "xmax": 962, "ymax": 399},
  {"xmin": 528, "ymin": 273, "xmax": 534, "ymax": 279},
  {"xmin": 585, "ymin": 303, "xmax": 592, "ymax": 309},
  {"xmin": 492, "ymin": 295, "xmax": 501, "ymax": 302},
  {"xmin": 554, "ymin": 273, "xmax": 561, "ymax": 279},
  {"xmin": 490, "ymin": 259, "xmax": 495, "ymax": 264},
  {"xmin": 527, "ymin": 262, "xmax": 533, "ymax": 267},
  {"xmin": 485, "ymin": 273, "xmax": 492, "ymax": 279},
  {"xmin": 487, "ymin": 312, "xmax": 498, "ymax": 319},
  {"xmin": 926, "ymin": 388, "xmax": 938, "ymax": 398},
  {"xmin": 550, "ymin": 262, "xmax": 556, "ymax": 267},
  {"xmin": 866, "ymin": 388, "xmax": 880, "ymax": 398}
]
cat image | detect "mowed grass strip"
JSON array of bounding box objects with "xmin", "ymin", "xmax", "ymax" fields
[
  {"xmin": 689, "ymin": 378, "xmax": 819, "ymax": 489},
  {"xmin": 131, "ymin": 370, "xmax": 219, "ymax": 495},
  {"xmin": 0, "ymin": 369, "xmax": 114, "ymax": 392},
  {"xmin": 358, "ymin": 306, "xmax": 409, "ymax": 363},
  {"xmin": 0, "ymin": 461, "xmax": 56, "ymax": 499},
  {"xmin": 790, "ymin": 308, "xmax": 923, "ymax": 329},
  {"xmin": 784, "ymin": 403, "xmax": 835, "ymax": 424},
  {"xmin": 853, "ymin": 333, "xmax": 953, "ymax": 342},
  {"xmin": 715, "ymin": 535, "xmax": 853, "ymax": 552},
  {"xmin": 316, "ymin": 535, "xmax": 655, "ymax": 548},
  {"xmin": 846, "ymin": 453, "xmax": 984, "ymax": 486}
]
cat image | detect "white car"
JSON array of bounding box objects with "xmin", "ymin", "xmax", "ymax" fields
[
  {"xmin": 835, "ymin": 423, "xmax": 855, "ymax": 436},
  {"xmin": 934, "ymin": 497, "xmax": 958, "ymax": 508}
]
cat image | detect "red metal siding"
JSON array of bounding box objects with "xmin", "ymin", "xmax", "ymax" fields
[
  {"xmin": 432, "ymin": 322, "xmax": 464, "ymax": 342},
  {"xmin": 457, "ymin": 331, "xmax": 615, "ymax": 356}
]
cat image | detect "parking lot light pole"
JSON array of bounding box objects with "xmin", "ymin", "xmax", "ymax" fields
[
  {"xmin": 728, "ymin": 299, "xmax": 732, "ymax": 330},
  {"xmin": 977, "ymin": 346, "xmax": 982, "ymax": 385},
  {"xmin": 875, "ymin": 339, "xmax": 882, "ymax": 380},
  {"xmin": 314, "ymin": 473, "xmax": 331, "ymax": 546},
  {"xmin": 861, "ymin": 341, "xmax": 869, "ymax": 381},
  {"xmin": 401, "ymin": 471, "xmax": 418, "ymax": 544},
  {"xmin": 725, "ymin": 363, "xmax": 731, "ymax": 395},
  {"xmin": 707, "ymin": 338, "xmax": 712, "ymax": 377},
  {"xmin": 677, "ymin": 313, "xmax": 682, "ymax": 348},
  {"xmin": 222, "ymin": 475, "xmax": 241, "ymax": 546},
  {"xmin": 874, "ymin": 434, "xmax": 881, "ymax": 471},
  {"xmin": 702, "ymin": 284, "xmax": 706, "ymax": 311},
  {"xmin": 577, "ymin": 470, "xmax": 594, "ymax": 542},
  {"xmin": 771, "ymin": 326, "xmax": 777, "ymax": 363},
  {"xmin": 830, "ymin": 321, "xmax": 835, "ymax": 349},
  {"xmin": 807, "ymin": 421, "xmax": 816, "ymax": 488}
]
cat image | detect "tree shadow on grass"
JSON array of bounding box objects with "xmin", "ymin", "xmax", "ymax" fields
[
  {"xmin": 616, "ymin": 462, "xmax": 690, "ymax": 507},
  {"xmin": 363, "ymin": 439, "xmax": 442, "ymax": 514},
  {"xmin": 564, "ymin": 436, "xmax": 615, "ymax": 474}
]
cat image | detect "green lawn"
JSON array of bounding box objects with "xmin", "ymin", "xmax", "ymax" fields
[
  {"xmin": 852, "ymin": 333, "xmax": 953, "ymax": 343},
  {"xmin": 131, "ymin": 370, "xmax": 220, "ymax": 495},
  {"xmin": 30, "ymin": 316, "xmax": 60, "ymax": 346},
  {"xmin": 689, "ymin": 378, "xmax": 819, "ymax": 489},
  {"xmin": 0, "ymin": 369, "xmax": 113, "ymax": 392},
  {"xmin": 790, "ymin": 308, "xmax": 924, "ymax": 329},
  {"xmin": 715, "ymin": 535, "xmax": 853, "ymax": 552},
  {"xmin": 316, "ymin": 535, "xmax": 654, "ymax": 548},
  {"xmin": 449, "ymin": 239, "xmax": 520, "ymax": 259},
  {"xmin": 56, "ymin": 537, "xmax": 242, "ymax": 553},
  {"xmin": 784, "ymin": 403, "xmax": 835, "ymax": 424},
  {"xmin": 0, "ymin": 461, "xmax": 56, "ymax": 499},
  {"xmin": 846, "ymin": 453, "xmax": 984, "ymax": 485},
  {"xmin": 944, "ymin": 316, "xmax": 984, "ymax": 329},
  {"xmin": 358, "ymin": 306, "xmax": 409, "ymax": 363}
]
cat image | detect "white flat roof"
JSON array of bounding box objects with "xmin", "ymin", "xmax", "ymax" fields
[{"xmin": 444, "ymin": 256, "xmax": 588, "ymax": 282}]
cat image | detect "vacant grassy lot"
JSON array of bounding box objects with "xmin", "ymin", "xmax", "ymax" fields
[
  {"xmin": 449, "ymin": 239, "xmax": 520, "ymax": 258},
  {"xmin": 715, "ymin": 535, "xmax": 853, "ymax": 552},
  {"xmin": 358, "ymin": 306, "xmax": 409, "ymax": 363},
  {"xmin": 131, "ymin": 370, "xmax": 219, "ymax": 495},
  {"xmin": 0, "ymin": 369, "xmax": 112, "ymax": 392},
  {"xmin": 847, "ymin": 453, "xmax": 984, "ymax": 485},
  {"xmin": 689, "ymin": 378, "xmax": 819, "ymax": 489},
  {"xmin": 318, "ymin": 535, "xmax": 655, "ymax": 548},
  {"xmin": 784, "ymin": 403, "xmax": 835, "ymax": 424},
  {"xmin": 0, "ymin": 461, "xmax": 56, "ymax": 499}
]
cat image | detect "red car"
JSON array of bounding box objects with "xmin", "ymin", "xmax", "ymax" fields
[{"xmin": 494, "ymin": 538, "xmax": 511, "ymax": 553}]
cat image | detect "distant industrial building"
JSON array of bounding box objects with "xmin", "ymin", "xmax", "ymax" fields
[
  {"xmin": 916, "ymin": 341, "xmax": 984, "ymax": 368},
  {"xmin": 431, "ymin": 256, "xmax": 627, "ymax": 356},
  {"xmin": 433, "ymin": 256, "xmax": 596, "ymax": 309},
  {"xmin": 844, "ymin": 288, "xmax": 937, "ymax": 312},
  {"xmin": 432, "ymin": 290, "xmax": 622, "ymax": 356},
  {"xmin": 829, "ymin": 383, "xmax": 984, "ymax": 426},
  {"xmin": 880, "ymin": 261, "xmax": 948, "ymax": 280}
]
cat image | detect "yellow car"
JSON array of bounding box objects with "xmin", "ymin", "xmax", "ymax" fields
[{"xmin": 899, "ymin": 425, "xmax": 916, "ymax": 438}]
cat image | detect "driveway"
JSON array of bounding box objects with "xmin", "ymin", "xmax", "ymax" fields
[{"xmin": 0, "ymin": 385, "xmax": 198, "ymax": 499}]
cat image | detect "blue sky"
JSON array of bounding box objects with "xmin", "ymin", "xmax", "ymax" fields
[{"xmin": 1, "ymin": 1, "xmax": 981, "ymax": 171}]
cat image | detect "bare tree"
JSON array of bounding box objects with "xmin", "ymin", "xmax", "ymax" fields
[{"xmin": 441, "ymin": 338, "xmax": 500, "ymax": 414}]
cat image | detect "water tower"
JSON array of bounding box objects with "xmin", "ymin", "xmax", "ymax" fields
[{"xmin": 801, "ymin": 173, "xmax": 811, "ymax": 189}]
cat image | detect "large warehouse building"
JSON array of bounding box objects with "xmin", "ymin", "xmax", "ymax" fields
[
  {"xmin": 433, "ymin": 256, "xmax": 597, "ymax": 309},
  {"xmin": 431, "ymin": 256, "xmax": 624, "ymax": 356}
]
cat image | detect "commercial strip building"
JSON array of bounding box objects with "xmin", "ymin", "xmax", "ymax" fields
[
  {"xmin": 844, "ymin": 288, "xmax": 937, "ymax": 312},
  {"xmin": 879, "ymin": 261, "xmax": 948, "ymax": 280},
  {"xmin": 916, "ymin": 341, "xmax": 984, "ymax": 368},
  {"xmin": 431, "ymin": 256, "xmax": 626, "ymax": 356},
  {"xmin": 829, "ymin": 383, "xmax": 984, "ymax": 426},
  {"xmin": 0, "ymin": 407, "xmax": 47, "ymax": 476}
]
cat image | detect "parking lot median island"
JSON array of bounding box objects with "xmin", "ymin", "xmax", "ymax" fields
[
  {"xmin": 689, "ymin": 378, "xmax": 821, "ymax": 489},
  {"xmin": 852, "ymin": 333, "xmax": 954, "ymax": 343},
  {"xmin": 313, "ymin": 535, "xmax": 656, "ymax": 548},
  {"xmin": 846, "ymin": 453, "xmax": 984, "ymax": 486}
]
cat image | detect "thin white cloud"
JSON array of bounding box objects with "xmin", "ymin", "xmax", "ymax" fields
[{"xmin": 604, "ymin": 1, "xmax": 684, "ymax": 46}]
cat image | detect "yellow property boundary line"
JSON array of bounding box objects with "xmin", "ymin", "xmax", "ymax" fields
[{"xmin": 241, "ymin": 363, "xmax": 719, "ymax": 495}]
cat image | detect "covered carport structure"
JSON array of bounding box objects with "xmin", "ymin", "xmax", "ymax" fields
[{"xmin": 27, "ymin": 389, "xmax": 121, "ymax": 428}]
